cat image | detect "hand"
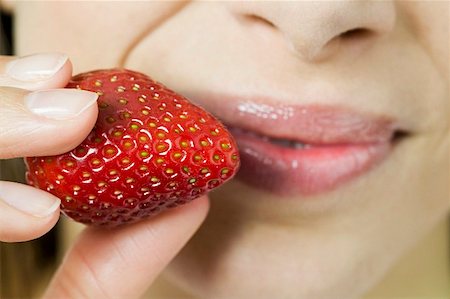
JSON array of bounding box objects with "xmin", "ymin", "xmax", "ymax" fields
[
  {"xmin": 0, "ymin": 53, "xmax": 209, "ymax": 298},
  {"xmin": 0, "ymin": 52, "xmax": 98, "ymax": 241}
]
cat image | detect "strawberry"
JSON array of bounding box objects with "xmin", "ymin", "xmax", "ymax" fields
[{"xmin": 25, "ymin": 69, "xmax": 239, "ymax": 227}]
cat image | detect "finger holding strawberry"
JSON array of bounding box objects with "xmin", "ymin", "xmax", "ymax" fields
[
  {"xmin": 0, "ymin": 52, "xmax": 98, "ymax": 242},
  {"xmin": 2, "ymin": 53, "xmax": 239, "ymax": 298}
]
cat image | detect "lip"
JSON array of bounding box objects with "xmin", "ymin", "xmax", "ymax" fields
[{"xmin": 189, "ymin": 95, "xmax": 402, "ymax": 196}]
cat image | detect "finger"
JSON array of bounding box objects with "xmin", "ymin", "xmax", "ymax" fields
[
  {"xmin": 0, "ymin": 53, "xmax": 72, "ymax": 90},
  {"xmin": 0, "ymin": 87, "xmax": 98, "ymax": 158},
  {"xmin": 44, "ymin": 196, "xmax": 209, "ymax": 299},
  {"xmin": 0, "ymin": 53, "xmax": 99, "ymax": 158},
  {"xmin": 0, "ymin": 181, "xmax": 60, "ymax": 242}
]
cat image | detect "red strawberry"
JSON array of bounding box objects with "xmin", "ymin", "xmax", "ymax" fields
[{"xmin": 25, "ymin": 69, "xmax": 239, "ymax": 227}]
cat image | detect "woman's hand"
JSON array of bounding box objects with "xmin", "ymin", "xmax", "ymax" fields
[
  {"xmin": 0, "ymin": 53, "xmax": 209, "ymax": 298},
  {"xmin": 44, "ymin": 197, "xmax": 208, "ymax": 299},
  {"xmin": 0, "ymin": 52, "xmax": 98, "ymax": 241}
]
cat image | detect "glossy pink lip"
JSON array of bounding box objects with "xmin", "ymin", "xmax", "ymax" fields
[
  {"xmin": 190, "ymin": 96, "xmax": 400, "ymax": 196},
  {"xmin": 229, "ymin": 126, "xmax": 391, "ymax": 195}
]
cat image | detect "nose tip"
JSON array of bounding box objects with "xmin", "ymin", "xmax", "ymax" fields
[
  {"xmin": 286, "ymin": 3, "xmax": 396, "ymax": 62},
  {"xmin": 230, "ymin": 1, "xmax": 396, "ymax": 63}
]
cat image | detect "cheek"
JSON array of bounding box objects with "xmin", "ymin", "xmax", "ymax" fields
[
  {"xmin": 14, "ymin": 2, "xmax": 184, "ymax": 72},
  {"xmin": 398, "ymin": 1, "xmax": 450, "ymax": 77},
  {"xmin": 410, "ymin": 133, "xmax": 449, "ymax": 214}
]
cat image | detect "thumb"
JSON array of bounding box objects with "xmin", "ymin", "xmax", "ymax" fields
[{"xmin": 43, "ymin": 196, "xmax": 209, "ymax": 299}]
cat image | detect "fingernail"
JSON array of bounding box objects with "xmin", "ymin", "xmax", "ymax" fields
[
  {"xmin": 25, "ymin": 89, "xmax": 98, "ymax": 120},
  {"xmin": 5, "ymin": 53, "xmax": 68, "ymax": 81},
  {"xmin": 0, "ymin": 182, "xmax": 60, "ymax": 218}
]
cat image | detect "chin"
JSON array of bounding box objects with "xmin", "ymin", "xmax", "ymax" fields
[
  {"xmin": 163, "ymin": 236, "xmax": 394, "ymax": 299},
  {"xmin": 161, "ymin": 198, "xmax": 399, "ymax": 299}
]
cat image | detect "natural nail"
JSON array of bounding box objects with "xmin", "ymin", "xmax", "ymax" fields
[
  {"xmin": 0, "ymin": 182, "xmax": 60, "ymax": 218},
  {"xmin": 25, "ymin": 89, "xmax": 98, "ymax": 120},
  {"xmin": 5, "ymin": 52, "xmax": 68, "ymax": 81}
]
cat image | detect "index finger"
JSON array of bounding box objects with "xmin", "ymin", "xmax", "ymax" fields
[{"xmin": 0, "ymin": 53, "xmax": 72, "ymax": 90}]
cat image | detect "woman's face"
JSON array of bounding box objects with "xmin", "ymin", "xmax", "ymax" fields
[{"xmin": 13, "ymin": 2, "xmax": 449, "ymax": 298}]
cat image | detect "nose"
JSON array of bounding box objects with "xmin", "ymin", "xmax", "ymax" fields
[{"xmin": 227, "ymin": 1, "xmax": 396, "ymax": 62}]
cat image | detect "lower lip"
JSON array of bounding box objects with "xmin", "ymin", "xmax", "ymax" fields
[{"xmin": 230, "ymin": 128, "xmax": 391, "ymax": 196}]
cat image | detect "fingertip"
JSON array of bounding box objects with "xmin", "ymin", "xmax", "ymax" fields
[
  {"xmin": 0, "ymin": 87, "xmax": 98, "ymax": 158},
  {"xmin": 0, "ymin": 181, "xmax": 60, "ymax": 242},
  {"xmin": 177, "ymin": 194, "xmax": 210, "ymax": 225},
  {"xmin": 41, "ymin": 93, "xmax": 99, "ymax": 155},
  {"xmin": 1, "ymin": 53, "xmax": 73, "ymax": 90},
  {"xmin": 47, "ymin": 55, "xmax": 73, "ymax": 89},
  {"xmin": 8, "ymin": 211, "xmax": 60, "ymax": 243},
  {"xmin": 0, "ymin": 199, "xmax": 60, "ymax": 242},
  {"xmin": 23, "ymin": 88, "xmax": 99, "ymax": 155}
]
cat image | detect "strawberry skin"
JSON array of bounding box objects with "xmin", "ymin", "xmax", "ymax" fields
[{"xmin": 25, "ymin": 69, "xmax": 239, "ymax": 227}]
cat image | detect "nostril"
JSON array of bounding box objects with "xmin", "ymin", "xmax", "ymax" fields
[
  {"xmin": 319, "ymin": 27, "xmax": 376, "ymax": 59},
  {"xmin": 242, "ymin": 14, "xmax": 276, "ymax": 29},
  {"xmin": 339, "ymin": 28, "xmax": 373, "ymax": 40}
]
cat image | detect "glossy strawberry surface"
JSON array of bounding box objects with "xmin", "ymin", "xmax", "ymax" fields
[{"xmin": 25, "ymin": 69, "xmax": 239, "ymax": 227}]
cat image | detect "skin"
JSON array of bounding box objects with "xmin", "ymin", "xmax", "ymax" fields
[{"xmin": 1, "ymin": 1, "xmax": 448, "ymax": 298}]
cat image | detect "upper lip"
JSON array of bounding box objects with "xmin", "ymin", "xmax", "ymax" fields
[{"xmin": 186, "ymin": 94, "xmax": 403, "ymax": 145}]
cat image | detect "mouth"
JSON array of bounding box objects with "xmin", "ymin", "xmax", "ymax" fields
[
  {"xmin": 191, "ymin": 97, "xmax": 407, "ymax": 197},
  {"xmin": 228, "ymin": 125, "xmax": 397, "ymax": 196}
]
